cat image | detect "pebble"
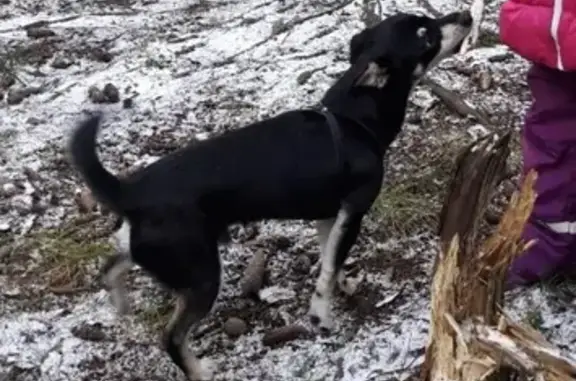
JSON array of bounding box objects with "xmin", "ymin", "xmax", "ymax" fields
[
  {"xmin": 293, "ymin": 254, "xmax": 312, "ymax": 274},
  {"xmin": 26, "ymin": 117, "xmax": 43, "ymax": 125},
  {"xmin": 88, "ymin": 86, "xmax": 106, "ymax": 104},
  {"xmin": 11, "ymin": 194, "xmax": 34, "ymax": 213},
  {"xmin": 71, "ymin": 322, "xmax": 107, "ymax": 342},
  {"xmin": 90, "ymin": 48, "xmax": 113, "ymax": 63},
  {"xmin": 3, "ymin": 285, "xmax": 21, "ymax": 297},
  {"xmin": 0, "ymin": 221, "xmax": 10, "ymax": 232},
  {"xmin": 103, "ymin": 83, "xmax": 120, "ymax": 103},
  {"xmin": 0, "ymin": 183, "xmax": 18, "ymax": 197},
  {"xmin": 258, "ymin": 286, "xmax": 296, "ymax": 304},
  {"xmin": 51, "ymin": 56, "xmax": 73, "ymax": 69},
  {"xmin": 88, "ymin": 84, "xmax": 120, "ymax": 104},
  {"xmin": 26, "ymin": 27, "xmax": 56, "ymax": 39},
  {"xmin": 223, "ymin": 317, "xmax": 248, "ymax": 338},
  {"xmin": 122, "ymin": 98, "xmax": 133, "ymax": 109},
  {"xmin": 0, "ymin": 75, "xmax": 15, "ymax": 89}
]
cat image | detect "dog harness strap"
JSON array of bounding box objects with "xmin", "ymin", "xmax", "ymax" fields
[{"xmin": 319, "ymin": 109, "xmax": 344, "ymax": 174}]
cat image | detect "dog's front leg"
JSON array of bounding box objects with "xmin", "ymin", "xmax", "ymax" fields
[
  {"xmin": 315, "ymin": 218, "xmax": 357, "ymax": 295},
  {"xmin": 309, "ymin": 208, "xmax": 363, "ymax": 332}
]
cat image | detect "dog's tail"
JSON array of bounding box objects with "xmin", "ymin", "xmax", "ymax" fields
[{"xmin": 69, "ymin": 113, "xmax": 125, "ymax": 215}]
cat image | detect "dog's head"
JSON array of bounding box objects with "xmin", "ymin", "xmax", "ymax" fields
[{"xmin": 323, "ymin": 11, "xmax": 472, "ymax": 105}]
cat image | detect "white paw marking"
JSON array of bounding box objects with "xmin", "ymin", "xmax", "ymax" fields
[
  {"xmin": 337, "ymin": 271, "xmax": 363, "ymax": 296},
  {"xmin": 188, "ymin": 357, "xmax": 215, "ymax": 381},
  {"xmin": 308, "ymin": 292, "xmax": 334, "ymax": 331}
]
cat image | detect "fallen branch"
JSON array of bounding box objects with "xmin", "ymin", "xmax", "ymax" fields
[
  {"xmin": 421, "ymin": 76, "xmax": 492, "ymax": 126},
  {"xmin": 455, "ymin": 314, "xmax": 576, "ymax": 381}
]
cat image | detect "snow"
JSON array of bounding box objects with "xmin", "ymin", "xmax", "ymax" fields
[{"xmin": 0, "ymin": 0, "xmax": 575, "ymax": 380}]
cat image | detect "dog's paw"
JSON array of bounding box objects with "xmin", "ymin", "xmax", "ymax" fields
[
  {"xmin": 188, "ymin": 358, "xmax": 215, "ymax": 381},
  {"xmin": 337, "ymin": 271, "xmax": 363, "ymax": 296},
  {"xmin": 307, "ymin": 292, "xmax": 334, "ymax": 334}
]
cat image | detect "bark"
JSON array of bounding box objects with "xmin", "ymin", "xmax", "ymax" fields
[{"xmin": 421, "ymin": 132, "xmax": 574, "ymax": 381}]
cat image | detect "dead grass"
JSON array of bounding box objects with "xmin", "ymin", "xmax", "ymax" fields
[
  {"xmin": 370, "ymin": 139, "xmax": 468, "ymax": 237},
  {"xmin": 138, "ymin": 294, "xmax": 175, "ymax": 332},
  {"xmin": 15, "ymin": 215, "xmax": 113, "ymax": 289}
]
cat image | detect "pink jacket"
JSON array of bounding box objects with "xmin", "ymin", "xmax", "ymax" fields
[{"xmin": 500, "ymin": 0, "xmax": 576, "ymax": 71}]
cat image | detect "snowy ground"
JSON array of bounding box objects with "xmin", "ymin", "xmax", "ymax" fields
[{"xmin": 1, "ymin": 0, "xmax": 575, "ymax": 380}]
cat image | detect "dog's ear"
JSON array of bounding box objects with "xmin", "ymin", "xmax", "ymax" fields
[
  {"xmin": 322, "ymin": 53, "xmax": 371, "ymax": 106},
  {"xmin": 349, "ymin": 28, "xmax": 374, "ymax": 64}
]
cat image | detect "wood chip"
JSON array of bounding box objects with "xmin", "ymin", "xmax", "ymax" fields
[
  {"xmin": 240, "ymin": 250, "xmax": 267, "ymax": 297},
  {"xmin": 262, "ymin": 324, "xmax": 310, "ymax": 347}
]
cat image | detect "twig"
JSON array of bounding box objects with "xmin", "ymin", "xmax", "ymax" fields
[
  {"xmin": 0, "ymin": 15, "xmax": 80, "ymax": 33},
  {"xmin": 0, "ymin": 12, "xmax": 137, "ymax": 34},
  {"xmin": 417, "ymin": 0, "xmax": 442, "ymax": 17},
  {"xmin": 369, "ymin": 363, "xmax": 421, "ymax": 379},
  {"xmin": 421, "ymin": 76, "xmax": 492, "ymax": 126},
  {"xmin": 215, "ymin": 0, "xmax": 355, "ymax": 65},
  {"xmin": 49, "ymin": 284, "xmax": 90, "ymax": 294}
]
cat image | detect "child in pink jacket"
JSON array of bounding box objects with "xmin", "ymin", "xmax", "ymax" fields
[{"xmin": 500, "ymin": 0, "xmax": 576, "ymax": 288}]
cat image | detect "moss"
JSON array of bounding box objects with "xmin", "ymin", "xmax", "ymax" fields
[
  {"xmin": 370, "ymin": 139, "xmax": 465, "ymax": 237},
  {"xmin": 477, "ymin": 30, "xmax": 500, "ymax": 48}
]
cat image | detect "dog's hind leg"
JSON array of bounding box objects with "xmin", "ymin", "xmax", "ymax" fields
[
  {"xmin": 309, "ymin": 208, "xmax": 364, "ymax": 332},
  {"xmin": 101, "ymin": 252, "xmax": 133, "ymax": 315},
  {"xmin": 162, "ymin": 245, "xmax": 221, "ymax": 381},
  {"xmin": 102, "ymin": 219, "xmax": 134, "ymax": 314}
]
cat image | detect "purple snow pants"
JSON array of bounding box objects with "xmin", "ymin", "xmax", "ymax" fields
[{"xmin": 507, "ymin": 64, "xmax": 576, "ymax": 288}]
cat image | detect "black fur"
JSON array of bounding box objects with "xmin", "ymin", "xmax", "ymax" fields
[{"xmin": 69, "ymin": 10, "xmax": 472, "ymax": 380}]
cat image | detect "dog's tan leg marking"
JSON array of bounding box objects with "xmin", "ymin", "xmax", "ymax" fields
[
  {"xmin": 163, "ymin": 291, "xmax": 217, "ymax": 381},
  {"xmin": 309, "ymin": 209, "xmax": 351, "ymax": 331},
  {"xmin": 315, "ymin": 218, "xmax": 354, "ymax": 295}
]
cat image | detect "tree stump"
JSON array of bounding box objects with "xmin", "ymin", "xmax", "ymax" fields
[{"xmin": 422, "ymin": 132, "xmax": 576, "ymax": 381}]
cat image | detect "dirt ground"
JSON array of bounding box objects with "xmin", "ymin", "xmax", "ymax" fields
[{"xmin": 1, "ymin": 0, "xmax": 575, "ymax": 380}]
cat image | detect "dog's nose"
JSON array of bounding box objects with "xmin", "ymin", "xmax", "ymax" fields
[{"xmin": 458, "ymin": 10, "xmax": 473, "ymax": 27}]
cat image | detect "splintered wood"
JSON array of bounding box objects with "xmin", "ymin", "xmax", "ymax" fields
[
  {"xmin": 422, "ymin": 132, "xmax": 576, "ymax": 381},
  {"xmin": 457, "ymin": 314, "xmax": 576, "ymax": 381}
]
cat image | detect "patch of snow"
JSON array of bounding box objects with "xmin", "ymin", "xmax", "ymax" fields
[{"xmin": 1, "ymin": 0, "xmax": 575, "ymax": 380}]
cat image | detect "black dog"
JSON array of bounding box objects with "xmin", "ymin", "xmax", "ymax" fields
[{"xmin": 69, "ymin": 10, "xmax": 472, "ymax": 381}]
